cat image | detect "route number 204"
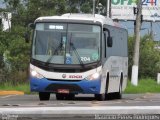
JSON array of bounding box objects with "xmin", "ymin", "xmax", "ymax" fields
[{"xmin": 81, "ymin": 57, "xmax": 91, "ymax": 62}]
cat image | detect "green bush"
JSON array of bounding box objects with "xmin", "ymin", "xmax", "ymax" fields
[
  {"xmin": 0, "ymin": 26, "xmax": 30, "ymax": 84},
  {"xmin": 128, "ymin": 35, "xmax": 160, "ymax": 79}
]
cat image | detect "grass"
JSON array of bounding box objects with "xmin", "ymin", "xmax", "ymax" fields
[
  {"xmin": 0, "ymin": 82, "xmax": 30, "ymax": 94},
  {"xmin": 124, "ymin": 79, "xmax": 160, "ymax": 94},
  {"xmin": 0, "ymin": 79, "xmax": 160, "ymax": 94}
]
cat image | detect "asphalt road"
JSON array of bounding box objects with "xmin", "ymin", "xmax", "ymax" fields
[
  {"xmin": 0, "ymin": 93, "xmax": 160, "ymax": 107},
  {"xmin": 0, "ymin": 94, "xmax": 160, "ymax": 120}
]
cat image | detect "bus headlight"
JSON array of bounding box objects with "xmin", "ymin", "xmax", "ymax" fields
[
  {"xmin": 30, "ymin": 68, "xmax": 44, "ymax": 79},
  {"xmin": 86, "ymin": 72, "xmax": 100, "ymax": 80}
]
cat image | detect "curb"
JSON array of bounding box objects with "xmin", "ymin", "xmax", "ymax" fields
[
  {"xmin": 0, "ymin": 91, "xmax": 24, "ymax": 95},
  {"xmin": 0, "ymin": 106, "xmax": 160, "ymax": 114}
]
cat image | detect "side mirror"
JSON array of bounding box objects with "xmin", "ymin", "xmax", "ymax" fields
[
  {"xmin": 28, "ymin": 23, "xmax": 35, "ymax": 29},
  {"xmin": 24, "ymin": 32, "xmax": 30, "ymax": 43},
  {"xmin": 107, "ymin": 36, "xmax": 113, "ymax": 47},
  {"xmin": 24, "ymin": 23, "xmax": 35, "ymax": 43}
]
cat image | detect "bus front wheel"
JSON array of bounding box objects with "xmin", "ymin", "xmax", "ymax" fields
[
  {"xmin": 39, "ymin": 92, "xmax": 50, "ymax": 101},
  {"xmin": 94, "ymin": 94, "xmax": 105, "ymax": 101}
]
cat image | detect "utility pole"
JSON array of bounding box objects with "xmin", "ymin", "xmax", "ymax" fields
[
  {"xmin": 134, "ymin": 21, "xmax": 136, "ymax": 34},
  {"xmin": 109, "ymin": 0, "xmax": 111, "ymax": 18},
  {"xmin": 106, "ymin": 0, "xmax": 111, "ymax": 17},
  {"xmin": 93, "ymin": 0, "xmax": 95, "ymax": 16},
  {"xmin": 150, "ymin": 22, "xmax": 153, "ymax": 39},
  {"xmin": 131, "ymin": 0, "xmax": 142, "ymax": 86}
]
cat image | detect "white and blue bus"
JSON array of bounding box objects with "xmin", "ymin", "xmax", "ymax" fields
[{"xmin": 28, "ymin": 14, "xmax": 128, "ymax": 101}]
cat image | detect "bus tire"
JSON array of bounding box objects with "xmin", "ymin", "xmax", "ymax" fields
[
  {"xmin": 39, "ymin": 92, "xmax": 50, "ymax": 101},
  {"xmin": 114, "ymin": 82, "xmax": 122, "ymax": 99},
  {"xmin": 113, "ymin": 75, "xmax": 123, "ymax": 99},
  {"xmin": 105, "ymin": 73, "xmax": 110, "ymax": 100},
  {"xmin": 56, "ymin": 93, "xmax": 65, "ymax": 100},
  {"xmin": 94, "ymin": 94, "xmax": 105, "ymax": 101}
]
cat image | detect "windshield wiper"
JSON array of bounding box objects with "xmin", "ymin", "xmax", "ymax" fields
[
  {"xmin": 70, "ymin": 42, "xmax": 84, "ymax": 68},
  {"xmin": 68, "ymin": 33, "xmax": 84, "ymax": 67},
  {"xmin": 45, "ymin": 42, "xmax": 63, "ymax": 65}
]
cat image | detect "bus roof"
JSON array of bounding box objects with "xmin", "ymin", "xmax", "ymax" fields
[{"xmin": 35, "ymin": 13, "xmax": 126, "ymax": 29}]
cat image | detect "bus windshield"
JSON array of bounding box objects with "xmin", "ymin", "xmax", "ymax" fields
[{"xmin": 32, "ymin": 23, "xmax": 101, "ymax": 65}]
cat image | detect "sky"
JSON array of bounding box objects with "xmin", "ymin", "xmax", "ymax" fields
[
  {"xmin": 0, "ymin": 0, "xmax": 5, "ymax": 8},
  {"xmin": 0, "ymin": 1, "xmax": 160, "ymax": 41}
]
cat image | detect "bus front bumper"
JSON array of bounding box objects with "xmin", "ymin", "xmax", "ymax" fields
[{"xmin": 30, "ymin": 77, "xmax": 101, "ymax": 94}]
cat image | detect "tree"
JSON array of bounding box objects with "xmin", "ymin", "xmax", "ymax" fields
[
  {"xmin": 0, "ymin": 25, "xmax": 30, "ymax": 84},
  {"xmin": 81, "ymin": 1, "xmax": 92, "ymax": 13},
  {"xmin": 4, "ymin": 0, "xmax": 20, "ymax": 10},
  {"xmin": 139, "ymin": 35, "xmax": 160, "ymax": 78},
  {"xmin": 128, "ymin": 35, "xmax": 160, "ymax": 79}
]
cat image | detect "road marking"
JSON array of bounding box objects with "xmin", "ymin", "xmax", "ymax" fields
[
  {"xmin": 0, "ymin": 106, "xmax": 160, "ymax": 114},
  {"xmin": 0, "ymin": 95, "xmax": 19, "ymax": 99}
]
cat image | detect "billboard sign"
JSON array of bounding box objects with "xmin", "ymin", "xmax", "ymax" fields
[{"xmin": 111, "ymin": 0, "xmax": 160, "ymax": 21}]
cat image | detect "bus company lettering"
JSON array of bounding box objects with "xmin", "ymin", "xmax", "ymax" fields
[
  {"xmin": 62, "ymin": 74, "xmax": 67, "ymax": 78},
  {"xmin": 69, "ymin": 75, "xmax": 82, "ymax": 79},
  {"xmin": 112, "ymin": 0, "xmax": 157, "ymax": 6}
]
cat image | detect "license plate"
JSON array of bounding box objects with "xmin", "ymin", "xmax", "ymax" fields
[{"xmin": 57, "ymin": 89, "xmax": 69, "ymax": 94}]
